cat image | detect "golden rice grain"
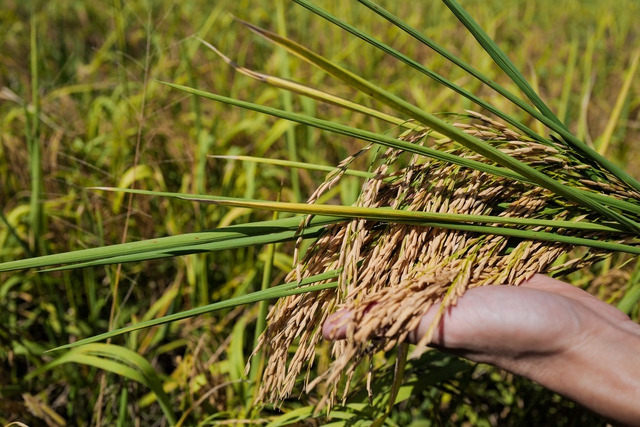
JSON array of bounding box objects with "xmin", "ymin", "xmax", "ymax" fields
[{"xmin": 249, "ymin": 113, "xmax": 636, "ymax": 408}]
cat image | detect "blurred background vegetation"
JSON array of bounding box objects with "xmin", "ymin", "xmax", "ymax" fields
[{"xmin": 1, "ymin": 0, "xmax": 639, "ymax": 425}]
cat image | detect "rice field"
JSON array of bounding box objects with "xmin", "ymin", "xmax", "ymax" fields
[{"xmin": 1, "ymin": 0, "xmax": 639, "ymax": 425}]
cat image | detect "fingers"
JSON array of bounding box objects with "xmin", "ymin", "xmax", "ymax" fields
[
  {"xmin": 523, "ymin": 274, "xmax": 632, "ymax": 324},
  {"xmin": 408, "ymin": 285, "xmax": 517, "ymax": 349},
  {"xmin": 322, "ymin": 310, "xmax": 351, "ymax": 340},
  {"xmin": 323, "ymin": 274, "xmax": 639, "ymax": 345},
  {"xmin": 407, "ymin": 303, "xmax": 440, "ymax": 345}
]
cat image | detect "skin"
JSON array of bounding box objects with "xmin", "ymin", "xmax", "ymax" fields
[{"xmin": 323, "ymin": 274, "xmax": 640, "ymax": 426}]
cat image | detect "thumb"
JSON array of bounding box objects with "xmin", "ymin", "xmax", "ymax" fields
[{"xmin": 322, "ymin": 309, "xmax": 352, "ymax": 340}]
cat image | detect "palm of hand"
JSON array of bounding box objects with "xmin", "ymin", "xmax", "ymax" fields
[
  {"xmin": 412, "ymin": 275, "xmax": 636, "ymax": 367},
  {"xmin": 412, "ymin": 275, "xmax": 640, "ymax": 427},
  {"xmin": 324, "ymin": 274, "xmax": 636, "ymax": 372},
  {"xmin": 324, "ymin": 274, "xmax": 640, "ymax": 427}
]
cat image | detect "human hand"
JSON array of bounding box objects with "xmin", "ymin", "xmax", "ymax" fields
[{"xmin": 323, "ymin": 274, "xmax": 640, "ymax": 426}]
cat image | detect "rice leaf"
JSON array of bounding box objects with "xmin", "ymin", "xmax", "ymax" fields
[
  {"xmin": 210, "ymin": 155, "xmax": 376, "ymax": 179},
  {"xmin": 91, "ymin": 187, "xmax": 640, "ymax": 229},
  {"xmin": 38, "ymin": 223, "xmax": 327, "ymax": 272},
  {"xmin": 163, "ymin": 80, "xmax": 640, "ymax": 232},
  {"xmin": 162, "ymin": 80, "xmax": 523, "ymax": 182},
  {"xmin": 196, "ymin": 37, "xmax": 426, "ymax": 133},
  {"xmin": 178, "ymin": 196, "xmax": 640, "ymax": 255},
  {"xmin": 178, "ymin": 197, "xmax": 629, "ymax": 233},
  {"xmin": 27, "ymin": 344, "xmax": 177, "ymax": 425},
  {"xmin": 440, "ymin": 0, "xmax": 563, "ymax": 127},
  {"xmin": 47, "ymin": 276, "xmax": 340, "ymax": 352},
  {"xmin": 597, "ymin": 49, "xmax": 640, "ymax": 156},
  {"xmin": 291, "ymin": 0, "xmax": 547, "ymax": 145},
  {"xmin": 265, "ymin": 406, "xmax": 314, "ymax": 427},
  {"xmin": 440, "ymin": 0, "xmax": 640, "ymax": 194},
  {"xmin": 354, "ymin": 0, "xmax": 553, "ymax": 128},
  {"xmin": 0, "ymin": 215, "xmax": 340, "ymax": 272}
]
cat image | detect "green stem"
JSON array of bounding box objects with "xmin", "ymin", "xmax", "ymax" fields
[{"xmin": 29, "ymin": 12, "xmax": 42, "ymax": 255}]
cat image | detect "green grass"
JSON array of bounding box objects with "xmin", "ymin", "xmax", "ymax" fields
[{"xmin": 1, "ymin": 0, "xmax": 639, "ymax": 425}]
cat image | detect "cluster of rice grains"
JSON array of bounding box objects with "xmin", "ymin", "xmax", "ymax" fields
[{"xmin": 250, "ymin": 112, "xmax": 638, "ymax": 408}]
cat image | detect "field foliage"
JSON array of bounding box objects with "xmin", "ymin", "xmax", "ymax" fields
[{"xmin": 1, "ymin": 0, "xmax": 639, "ymax": 425}]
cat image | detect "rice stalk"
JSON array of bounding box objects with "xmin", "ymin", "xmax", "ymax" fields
[{"xmin": 252, "ymin": 112, "xmax": 640, "ymax": 408}]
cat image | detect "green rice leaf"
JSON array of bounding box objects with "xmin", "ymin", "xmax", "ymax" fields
[
  {"xmin": 265, "ymin": 406, "xmax": 315, "ymax": 427},
  {"xmin": 440, "ymin": 0, "xmax": 563, "ymax": 128},
  {"xmin": 210, "ymin": 154, "xmax": 640, "ymax": 217},
  {"xmin": 47, "ymin": 276, "xmax": 340, "ymax": 352},
  {"xmin": 210, "ymin": 155, "xmax": 376, "ymax": 179},
  {"xmin": 30, "ymin": 184, "xmax": 638, "ymax": 273},
  {"xmin": 94, "ymin": 187, "xmax": 640, "ymax": 227},
  {"xmin": 597, "ymin": 49, "xmax": 640, "ymax": 156},
  {"xmin": 354, "ymin": 0, "xmax": 549, "ymax": 128},
  {"xmin": 0, "ymin": 215, "xmax": 340, "ymax": 272},
  {"xmin": 38, "ymin": 223, "xmax": 327, "ymax": 272},
  {"xmin": 27, "ymin": 344, "xmax": 177, "ymax": 425},
  {"xmin": 196, "ymin": 37, "xmax": 426, "ymax": 133},
  {"xmin": 162, "ymin": 80, "xmax": 640, "ymax": 233},
  {"xmin": 179, "ymin": 197, "xmax": 627, "ymax": 233},
  {"xmin": 181, "ymin": 196, "xmax": 640, "ymax": 256},
  {"xmin": 160, "ymin": 81, "xmax": 526, "ymax": 182},
  {"xmin": 291, "ymin": 0, "xmax": 546, "ymax": 145},
  {"xmin": 440, "ymin": 0, "xmax": 640, "ymax": 194}
]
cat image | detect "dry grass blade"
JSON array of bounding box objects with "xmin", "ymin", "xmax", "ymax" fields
[{"xmin": 251, "ymin": 113, "xmax": 640, "ymax": 408}]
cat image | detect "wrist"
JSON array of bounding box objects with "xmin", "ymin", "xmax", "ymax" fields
[{"xmin": 502, "ymin": 318, "xmax": 640, "ymax": 426}]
